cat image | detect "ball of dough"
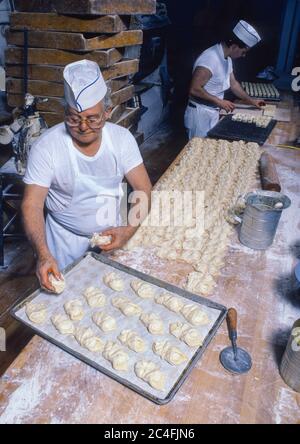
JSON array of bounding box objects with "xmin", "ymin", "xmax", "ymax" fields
[
  {"xmin": 75, "ymin": 326, "xmax": 104, "ymax": 352},
  {"xmin": 140, "ymin": 312, "xmax": 164, "ymax": 335},
  {"xmin": 49, "ymin": 274, "xmax": 65, "ymax": 294},
  {"xmin": 26, "ymin": 302, "xmax": 47, "ymax": 324},
  {"xmin": 90, "ymin": 233, "xmax": 112, "ymax": 248},
  {"xmin": 112, "ymin": 297, "xmax": 142, "ymax": 317},
  {"xmin": 153, "ymin": 340, "xmax": 188, "ymax": 366},
  {"xmin": 118, "ymin": 329, "xmax": 146, "ymax": 353},
  {"xmin": 103, "ymin": 272, "xmax": 124, "ymax": 292},
  {"xmin": 180, "ymin": 304, "xmax": 210, "ymax": 326},
  {"xmin": 130, "ymin": 280, "xmax": 156, "ymax": 299},
  {"xmin": 92, "ymin": 311, "xmax": 116, "ymax": 332},
  {"xmin": 51, "ymin": 313, "xmax": 75, "ymax": 335},
  {"xmin": 135, "ymin": 360, "xmax": 165, "ymax": 391},
  {"xmin": 83, "ymin": 287, "xmax": 106, "ymax": 308},
  {"xmin": 169, "ymin": 322, "xmax": 203, "ymax": 348},
  {"xmin": 102, "ymin": 341, "xmax": 129, "ymax": 371},
  {"xmin": 64, "ymin": 299, "xmax": 84, "ymax": 321}
]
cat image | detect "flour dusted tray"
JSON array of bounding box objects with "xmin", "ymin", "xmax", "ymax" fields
[
  {"xmin": 11, "ymin": 252, "xmax": 227, "ymax": 405},
  {"xmin": 208, "ymin": 115, "xmax": 277, "ymax": 146}
]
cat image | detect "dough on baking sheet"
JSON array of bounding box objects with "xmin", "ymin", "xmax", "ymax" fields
[
  {"xmin": 135, "ymin": 360, "xmax": 165, "ymax": 391},
  {"xmin": 75, "ymin": 326, "xmax": 104, "ymax": 352},
  {"xmin": 64, "ymin": 299, "xmax": 84, "ymax": 321},
  {"xmin": 92, "ymin": 311, "xmax": 117, "ymax": 332},
  {"xmin": 90, "ymin": 233, "xmax": 112, "ymax": 248},
  {"xmin": 51, "ymin": 313, "xmax": 75, "ymax": 335},
  {"xmin": 155, "ymin": 293, "xmax": 184, "ymax": 313},
  {"xmin": 49, "ymin": 274, "xmax": 65, "ymax": 294},
  {"xmin": 169, "ymin": 322, "xmax": 204, "ymax": 348},
  {"xmin": 152, "ymin": 340, "xmax": 188, "ymax": 366},
  {"xmin": 83, "ymin": 286, "xmax": 106, "ymax": 308},
  {"xmin": 112, "ymin": 296, "xmax": 142, "ymax": 317},
  {"xmin": 102, "ymin": 341, "xmax": 129, "ymax": 371},
  {"xmin": 140, "ymin": 312, "xmax": 164, "ymax": 335},
  {"xmin": 130, "ymin": 280, "xmax": 156, "ymax": 299},
  {"xmin": 118, "ymin": 329, "xmax": 146, "ymax": 353},
  {"xmin": 26, "ymin": 302, "xmax": 47, "ymax": 324},
  {"xmin": 180, "ymin": 304, "xmax": 210, "ymax": 326},
  {"xmin": 103, "ymin": 272, "xmax": 124, "ymax": 292}
]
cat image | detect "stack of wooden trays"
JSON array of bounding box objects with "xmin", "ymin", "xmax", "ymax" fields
[{"xmin": 5, "ymin": 0, "xmax": 157, "ymax": 143}]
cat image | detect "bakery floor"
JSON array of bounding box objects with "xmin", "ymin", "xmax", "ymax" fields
[{"xmin": 0, "ymin": 121, "xmax": 188, "ymax": 376}]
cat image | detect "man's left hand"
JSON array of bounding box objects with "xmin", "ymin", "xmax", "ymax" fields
[{"xmin": 98, "ymin": 226, "xmax": 137, "ymax": 252}]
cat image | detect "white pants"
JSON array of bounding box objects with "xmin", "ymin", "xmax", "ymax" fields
[{"xmin": 184, "ymin": 103, "xmax": 219, "ymax": 139}]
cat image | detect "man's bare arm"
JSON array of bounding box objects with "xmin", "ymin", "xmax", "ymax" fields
[
  {"xmin": 189, "ymin": 67, "xmax": 235, "ymax": 113},
  {"xmin": 230, "ymin": 73, "xmax": 266, "ymax": 108},
  {"xmin": 101, "ymin": 163, "xmax": 152, "ymax": 251},
  {"xmin": 21, "ymin": 184, "xmax": 61, "ymax": 290}
]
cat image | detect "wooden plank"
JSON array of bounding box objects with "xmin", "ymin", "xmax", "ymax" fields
[
  {"xmin": 108, "ymin": 103, "xmax": 126, "ymax": 123},
  {"xmin": 7, "ymin": 30, "xmax": 143, "ymax": 51},
  {"xmin": 6, "ymin": 59, "xmax": 138, "ymax": 83},
  {"xmin": 5, "ymin": 47, "xmax": 123, "ymax": 68},
  {"xmin": 7, "ymin": 85, "xmax": 134, "ymax": 112},
  {"xmin": 10, "ymin": 12, "xmax": 128, "ymax": 33},
  {"xmin": 14, "ymin": 0, "xmax": 157, "ymax": 15},
  {"xmin": 40, "ymin": 112, "xmax": 64, "ymax": 127},
  {"xmin": 110, "ymin": 76, "xmax": 130, "ymax": 92},
  {"xmin": 116, "ymin": 107, "xmax": 140, "ymax": 128},
  {"xmin": 6, "ymin": 78, "xmax": 64, "ymax": 97}
]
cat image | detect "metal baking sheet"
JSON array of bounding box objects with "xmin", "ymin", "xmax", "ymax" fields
[
  {"xmin": 241, "ymin": 82, "xmax": 281, "ymax": 102},
  {"xmin": 11, "ymin": 252, "xmax": 227, "ymax": 405},
  {"xmin": 208, "ymin": 115, "xmax": 277, "ymax": 146}
]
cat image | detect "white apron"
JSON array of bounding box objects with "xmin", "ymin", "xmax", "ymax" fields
[
  {"xmin": 46, "ymin": 126, "xmax": 123, "ymax": 270},
  {"xmin": 185, "ymin": 44, "xmax": 232, "ymax": 139}
]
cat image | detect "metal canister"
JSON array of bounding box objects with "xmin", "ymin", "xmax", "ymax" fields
[
  {"xmin": 280, "ymin": 319, "xmax": 300, "ymax": 393},
  {"xmin": 238, "ymin": 191, "xmax": 291, "ymax": 250}
]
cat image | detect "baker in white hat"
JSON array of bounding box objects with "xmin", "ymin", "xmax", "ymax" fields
[
  {"xmin": 184, "ymin": 20, "xmax": 265, "ymax": 139},
  {"xmin": 21, "ymin": 60, "xmax": 152, "ymax": 291}
]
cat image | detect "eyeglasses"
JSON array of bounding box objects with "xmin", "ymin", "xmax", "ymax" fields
[{"xmin": 65, "ymin": 112, "xmax": 106, "ymax": 129}]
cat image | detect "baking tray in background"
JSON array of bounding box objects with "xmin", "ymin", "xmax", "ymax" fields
[
  {"xmin": 208, "ymin": 115, "xmax": 277, "ymax": 146},
  {"xmin": 241, "ymin": 82, "xmax": 281, "ymax": 102},
  {"xmin": 11, "ymin": 252, "xmax": 227, "ymax": 405}
]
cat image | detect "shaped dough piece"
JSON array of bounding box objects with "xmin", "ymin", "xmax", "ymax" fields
[
  {"xmin": 155, "ymin": 293, "xmax": 184, "ymax": 313},
  {"xmin": 83, "ymin": 286, "xmax": 106, "ymax": 308},
  {"xmin": 75, "ymin": 326, "xmax": 104, "ymax": 352},
  {"xmin": 118, "ymin": 329, "xmax": 146, "ymax": 353},
  {"xmin": 49, "ymin": 274, "xmax": 65, "ymax": 294},
  {"xmin": 26, "ymin": 302, "xmax": 47, "ymax": 324},
  {"xmin": 112, "ymin": 296, "xmax": 142, "ymax": 317},
  {"xmin": 103, "ymin": 271, "xmax": 124, "ymax": 292},
  {"xmin": 51, "ymin": 313, "xmax": 75, "ymax": 335},
  {"xmin": 90, "ymin": 233, "xmax": 112, "ymax": 248},
  {"xmin": 135, "ymin": 360, "xmax": 165, "ymax": 391},
  {"xmin": 130, "ymin": 280, "xmax": 156, "ymax": 299},
  {"xmin": 102, "ymin": 341, "xmax": 129, "ymax": 371},
  {"xmin": 140, "ymin": 312, "xmax": 164, "ymax": 335},
  {"xmin": 153, "ymin": 340, "xmax": 188, "ymax": 366},
  {"xmin": 169, "ymin": 322, "xmax": 203, "ymax": 348},
  {"xmin": 64, "ymin": 299, "xmax": 84, "ymax": 321},
  {"xmin": 180, "ymin": 304, "xmax": 210, "ymax": 326},
  {"xmin": 92, "ymin": 311, "xmax": 117, "ymax": 332}
]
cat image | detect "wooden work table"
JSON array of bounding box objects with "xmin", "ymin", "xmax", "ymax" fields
[{"xmin": 0, "ymin": 97, "xmax": 300, "ymax": 424}]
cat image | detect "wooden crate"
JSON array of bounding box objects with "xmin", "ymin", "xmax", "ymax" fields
[
  {"xmin": 14, "ymin": 0, "xmax": 157, "ymax": 15},
  {"xmin": 10, "ymin": 12, "xmax": 128, "ymax": 33},
  {"xmin": 7, "ymin": 30, "xmax": 143, "ymax": 51}
]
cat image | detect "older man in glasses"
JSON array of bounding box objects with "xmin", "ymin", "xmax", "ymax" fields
[{"xmin": 21, "ymin": 60, "xmax": 152, "ymax": 291}]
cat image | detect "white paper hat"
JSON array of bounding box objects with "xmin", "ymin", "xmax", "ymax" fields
[
  {"xmin": 233, "ymin": 20, "xmax": 261, "ymax": 48},
  {"xmin": 63, "ymin": 59, "xmax": 107, "ymax": 112}
]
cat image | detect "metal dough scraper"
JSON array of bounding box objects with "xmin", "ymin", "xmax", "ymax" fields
[{"xmin": 220, "ymin": 308, "xmax": 252, "ymax": 374}]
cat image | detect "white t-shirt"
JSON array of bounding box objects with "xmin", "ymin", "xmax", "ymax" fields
[
  {"xmin": 193, "ymin": 43, "xmax": 233, "ymax": 99},
  {"xmin": 24, "ymin": 122, "xmax": 143, "ymax": 213}
]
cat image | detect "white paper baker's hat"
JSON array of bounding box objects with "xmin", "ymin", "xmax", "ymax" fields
[
  {"xmin": 63, "ymin": 59, "xmax": 107, "ymax": 112},
  {"xmin": 233, "ymin": 20, "xmax": 261, "ymax": 48}
]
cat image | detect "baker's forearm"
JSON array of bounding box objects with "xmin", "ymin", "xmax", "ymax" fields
[
  {"xmin": 22, "ymin": 205, "xmax": 51, "ymax": 259},
  {"xmin": 231, "ymin": 81, "xmax": 254, "ymax": 104}
]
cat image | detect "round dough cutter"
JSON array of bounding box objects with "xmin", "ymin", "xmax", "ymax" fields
[{"xmin": 220, "ymin": 308, "xmax": 252, "ymax": 375}]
